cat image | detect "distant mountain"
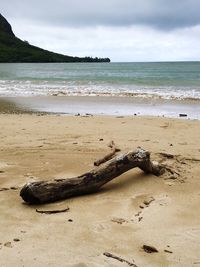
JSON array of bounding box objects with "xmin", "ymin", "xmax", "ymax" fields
[{"xmin": 0, "ymin": 14, "xmax": 110, "ymax": 63}]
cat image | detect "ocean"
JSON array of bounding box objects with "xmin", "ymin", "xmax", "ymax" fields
[{"xmin": 0, "ymin": 62, "xmax": 200, "ymax": 118}]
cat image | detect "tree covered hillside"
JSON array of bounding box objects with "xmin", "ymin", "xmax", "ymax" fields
[{"xmin": 0, "ymin": 14, "xmax": 110, "ymax": 63}]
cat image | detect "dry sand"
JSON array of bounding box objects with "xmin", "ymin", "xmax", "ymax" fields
[{"xmin": 0, "ymin": 114, "xmax": 199, "ymax": 267}]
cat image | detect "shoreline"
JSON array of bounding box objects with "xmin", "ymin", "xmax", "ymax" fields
[{"xmin": 1, "ymin": 95, "xmax": 200, "ymax": 119}]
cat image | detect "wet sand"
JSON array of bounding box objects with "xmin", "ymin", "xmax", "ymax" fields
[
  {"xmin": 1, "ymin": 95, "xmax": 200, "ymax": 119},
  {"xmin": 0, "ymin": 98, "xmax": 29, "ymax": 114},
  {"xmin": 0, "ymin": 113, "xmax": 200, "ymax": 266}
]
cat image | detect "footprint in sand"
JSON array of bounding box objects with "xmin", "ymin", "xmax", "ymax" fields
[
  {"xmin": 92, "ymin": 223, "xmax": 106, "ymax": 233},
  {"xmin": 4, "ymin": 242, "xmax": 12, "ymax": 248},
  {"xmin": 130, "ymin": 194, "xmax": 156, "ymax": 222},
  {"xmin": 2, "ymin": 238, "xmax": 20, "ymax": 249},
  {"xmin": 111, "ymin": 217, "xmax": 128, "ymax": 224}
]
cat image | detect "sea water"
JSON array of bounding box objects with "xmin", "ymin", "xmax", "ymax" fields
[{"xmin": 0, "ymin": 62, "xmax": 200, "ymax": 118}]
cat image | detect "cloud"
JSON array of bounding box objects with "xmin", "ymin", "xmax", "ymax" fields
[
  {"xmin": 2, "ymin": 0, "xmax": 200, "ymax": 30},
  {"xmin": 1, "ymin": 0, "xmax": 200, "ymax": 61},
  {"xmin": 11, "ymin": 21, "xmax": 200, "ymax": 62}
]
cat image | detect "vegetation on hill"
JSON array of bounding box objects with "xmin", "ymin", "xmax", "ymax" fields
[{"xmin": 0, "ymin": 14, "xmax": 110, "ymax": 63}]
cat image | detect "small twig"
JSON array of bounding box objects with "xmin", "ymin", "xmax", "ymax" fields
[
  {"xmin": 94, "ymin": 141, "xmax": 120, "ymax": 166},
  {"xmin": 36, "ymin": 207, "xmax": 69, "ymax": 214},
  {"xmin": 164, "ymin": 249, "xmax": 173, "ymax": 254},
  {"xmin": 0, "ymin": 188, "xmax": 9, "ymax": 192},
  {"xmin": 159, "ymin": 152, "xmax": 174, "ymax": 159},
  {"xmin": 0, "ymin": 186, "xmax": 19, "ymax": 191},
  {"xmin": 103, "ymin": 252, "xmax": 138, "ymax": 267},
  {"xmin": 107, "ymin": 140, "xmax": 115, "ymax": 149},
  {"xmin": 184, "ymin": 157, "xmax": 200, "ymax": 162},
  {"xmin": 94, "ymin": 150, "xmax": 117, "ymax": 166}
]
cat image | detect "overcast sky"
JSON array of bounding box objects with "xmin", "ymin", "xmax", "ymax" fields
[{"xmin": 1, "ymin": 0, "xmax": 200, "ymax": 62}]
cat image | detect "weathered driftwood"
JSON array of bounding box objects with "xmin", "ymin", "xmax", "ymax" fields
[
  {"xmin": 36, "ymin": 207, "xmax": 69, "ymax": 214},
  {"xmin": 94, "ymin": 140, "xmax": 120, "ymax": 166},
  {"xmin": 20, "ymin": 147, "xmax": 165, "ymax": 204}
]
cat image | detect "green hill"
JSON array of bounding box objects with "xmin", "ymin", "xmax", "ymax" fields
[{"xmin": 0, "ymin": 14, "xmax": 110, "ymax": 63}]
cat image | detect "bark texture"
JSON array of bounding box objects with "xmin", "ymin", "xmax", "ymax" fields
[{"xmin": 20, "ymin": 147, "xmax": 164, "ymax": 204}]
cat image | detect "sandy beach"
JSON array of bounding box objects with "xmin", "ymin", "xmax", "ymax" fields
[{"xmin": 0, "ymin": 111, "xmax": 199, "ymax": 267}]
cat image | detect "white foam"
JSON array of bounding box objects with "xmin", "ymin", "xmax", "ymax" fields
[{"xmin": 0, "ymin": 79, "xmax": 200, "ymax": 101}]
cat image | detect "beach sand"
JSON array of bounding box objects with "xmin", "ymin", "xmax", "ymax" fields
[{"xmin": 0, "ymin": 113, "xmax": 200, "ymax": 267}]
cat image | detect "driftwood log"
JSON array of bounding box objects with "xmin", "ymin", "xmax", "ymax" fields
[{"xmin": 20, "ymin": 147, "xmax": 165, "ymax": 204}]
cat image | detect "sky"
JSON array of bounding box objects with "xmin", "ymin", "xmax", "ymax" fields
[{"xmin": 1, "ymin": 0, "xmax": 200, "ymax": 62}]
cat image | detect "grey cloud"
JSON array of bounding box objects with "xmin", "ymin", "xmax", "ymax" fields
[{"xmin": 1, "ymin": 0, "xmax": 200, "ymax": 30}]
